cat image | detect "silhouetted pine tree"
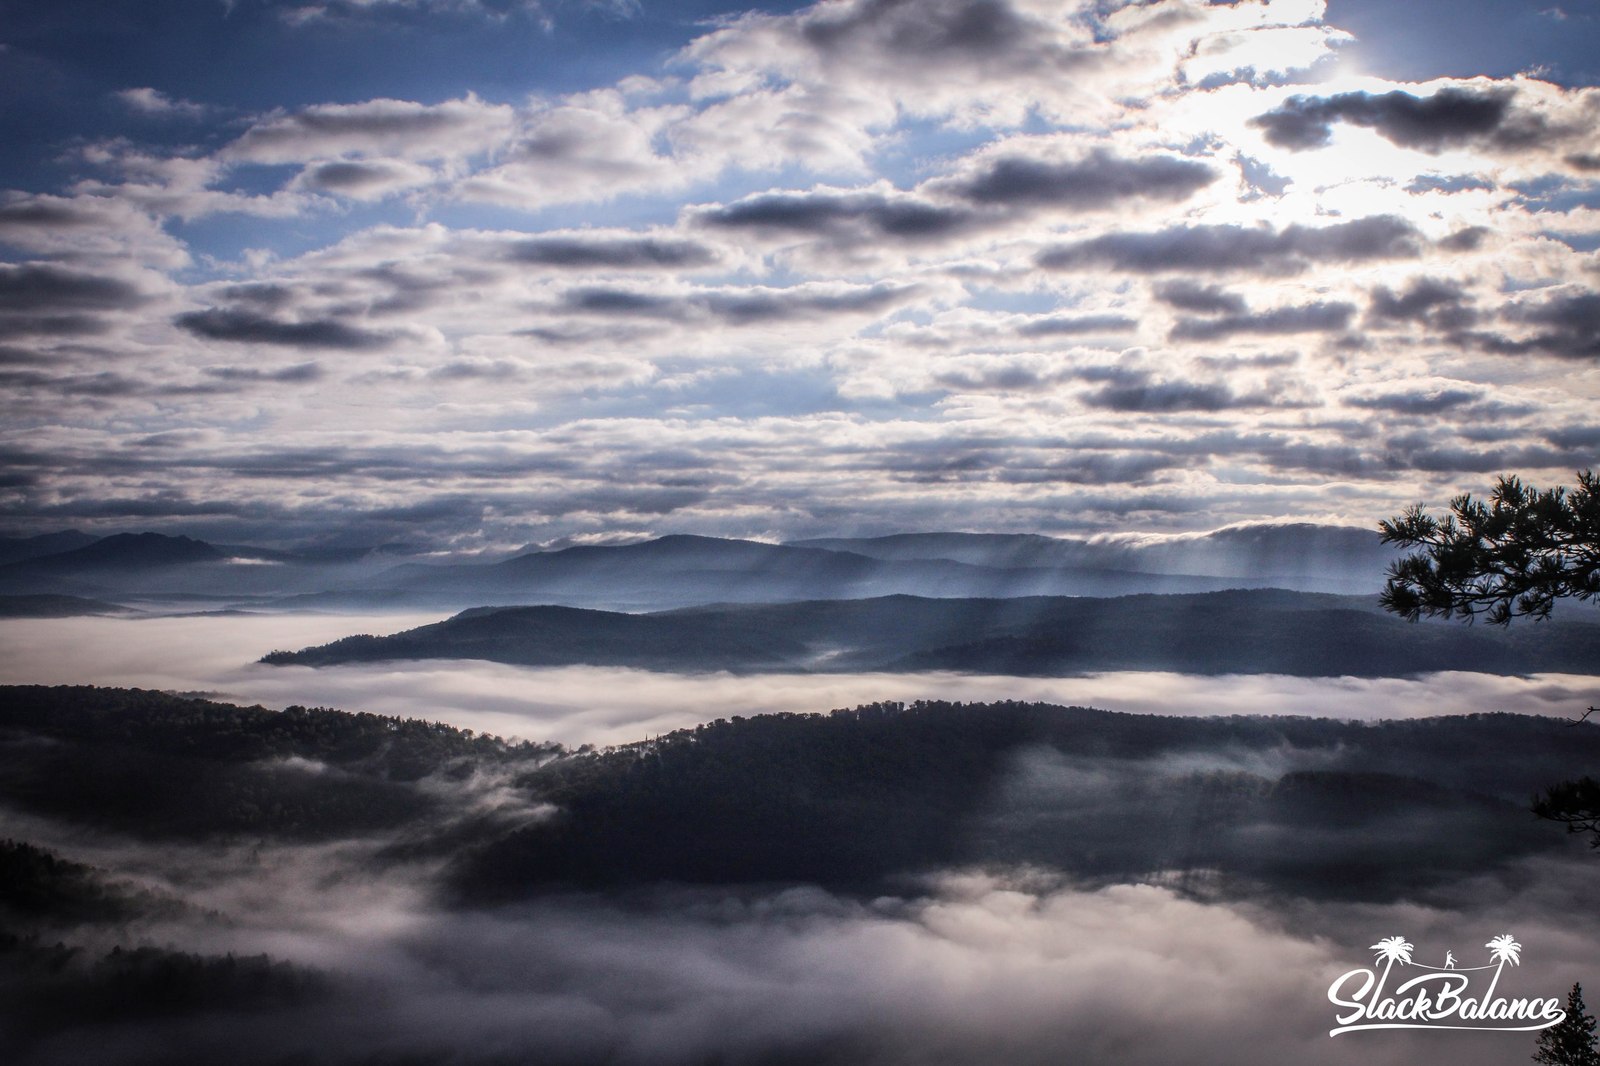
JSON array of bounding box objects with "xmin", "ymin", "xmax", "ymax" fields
[{"xmin": 1534, "ymin": 982, "xmax": 1600, "ymax": 1066}]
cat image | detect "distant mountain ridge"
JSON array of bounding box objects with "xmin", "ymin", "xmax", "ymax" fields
[
  {"xmin": 263, "ymin": 588, "xmax": 1600, "ymax": 678},
  {"xmin": 789, "ymin": 523, "xmax": 1395, "ymax": 581},
  {"xmin": 0, "ymin": 524, "xmax": 1403, "ymax": 611}
]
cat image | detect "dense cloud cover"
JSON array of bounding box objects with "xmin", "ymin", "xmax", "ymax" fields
[{"xmin": 0, "ymin": 0, "xmax": 1596, "ymax": 554}]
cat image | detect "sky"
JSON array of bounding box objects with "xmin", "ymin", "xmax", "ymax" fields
[{"xmin": 1, "ymin": 0, "xmax": 1597, "ymax": 553}]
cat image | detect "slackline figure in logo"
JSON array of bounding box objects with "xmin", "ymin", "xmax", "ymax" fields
[{"xmin": 1445, "ymin": 951, "xmax": 1456, "ymax": 970}]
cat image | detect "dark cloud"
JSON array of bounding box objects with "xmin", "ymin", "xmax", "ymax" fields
[
  {"xmin": 562, "ymin": 283, "xmax": 919, "ymax": 324},
  {"xmin": 1462, "ymin": 291, "xmax": 1600, "ymax": 360},
  {"xmin": 0, "ymin": 264, "xmax": 147, "ymax": 312},
  {"xmin": 1436, "ymin": 226, "xmax": 1488, "ymax": 252},
  {"xmin": 695, "ymin": 189, "xmax": 972, "ymax": 240},
  {"xmin": 1367, "ymin": 277, "xmax": 1467, "ymax": 320},
  {"xmin": 1037, "ymin": 216, "xmax": 1424, "ymax": 275},
  {"xmin": 1502, "ymin": 291, "xmax": 1600, "ymax": 359},
  {"xmin": 1080, "ymin": 371, "xmax": 1268, "ymax": 413},
  {"xmin": 0, "ymin": 313, "xmax": 115, "ymax": 338},
  {"xmin": 216, "ymin": 283, "xmax": 298, "ymax": 310},
  {"xmin": 562, "ymin": 288, "xmax": 682, "ymax": 317},
  {"xmin": 1345, "ymin": 388, "xmax": 1483, "ymax": 415},
  {"xmin": 1170, "ymin": 301, "xmax": 1355, "ymax": 341},
  {"xmin": 695, "ymin": 150, "xmax": 1213, "ymax": 250},
  {"xmin": 507, "ymin": 236, "xmax": 718, "ymax": 269},
  {"xmin": 800, "ymin": 0, "xmax": 1038, "ymax": 60},
  {"xmin": 203, "ymin": 363, "xmax": 324, "ymax": 384},
  {"xmin": 426, "ymin": 359, "xmax": 523, "ymax": 382},
  {"xmin": 703, "ymin": 285, "xmax": 914, "ymax": 323},
  {"xmin": 1153, "ymin": 281, "xmax": 1247, "ymax": 315},
  {"xmin": 175, "ymin": 309, "xmax": 391, "ymax": 350},
  {"xmin": 1016, "ymin": 313, "xmax": 1136, "ymax": 337},
  {"xmin": 0, "ymin": 345, "xmax": 54, "ymax": 367},
  {"xmin": 1251, "ymin": 87, "xmax": 1519, "ymax": 152},
  {"xmin": 0, "ymin": 195, "xmax": 133, "ymax": 234},
  {"xmin": 299, "ymin": 160, "xmax": 423, "ymax": 194},
  {"xmin": 1545, "ymin": 424, "xmax": 1600, "ymax": 450},
  {"xmin": 946, "ymin": 149, "xmax": 1215, "ymax": 208}
]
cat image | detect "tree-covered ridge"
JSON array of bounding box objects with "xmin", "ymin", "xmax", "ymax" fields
[
  {"xmin": 3, "ymin": 686, "xmax": 1599, "ymax": 905},
  {"xmin": 0, "ymin": 686, "xmax": 560, "ymax": 840},
  {"xmin": 0, "ymin": 840, "xmax": 184, "ymax": 927},
  {"xmin": 453, "ymin": 701, "xmax": 1600, "ymax": 903},
  {"xmin": 0, "ymin": 934, "xmax": 330, "ymax": 1045},
  {"xmin": 0, "ymin": 685, "xmax": 556, "ymax": 776}
]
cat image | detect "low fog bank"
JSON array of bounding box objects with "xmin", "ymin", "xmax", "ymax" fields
[
  {"xmin": 9, "ymin": 840, "xmax": 1596, "ymax": 1066},
  {"xmin": 4, "ymin": 614, "xmax": 1598, "ymax": 747}
]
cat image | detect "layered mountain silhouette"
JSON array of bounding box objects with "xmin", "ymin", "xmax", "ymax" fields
[
  {"xmin": 0, "ymin": 524, "xmax": 1403, "ymax": 612},
  {"xmin": 264, "ymin": 588, "xmax": 1600, "ymax": 678}
]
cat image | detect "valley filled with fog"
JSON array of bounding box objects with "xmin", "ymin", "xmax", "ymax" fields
[{"xmin": 4, "ymin": 612, "xmax": 1600, "ymax": 748}]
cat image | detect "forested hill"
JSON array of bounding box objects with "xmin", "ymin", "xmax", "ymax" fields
[
  {"xmin": 3, "ymin": 686, "xmax": 1598, "ymax": 910},
  {"xmin": 263, "ymin": 589, "xmax": 1600, "ymax": 677}
]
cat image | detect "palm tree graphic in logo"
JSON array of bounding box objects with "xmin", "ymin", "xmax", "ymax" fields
[
  {"xmin": 1483, "ymin": 934, "xmax": 1522, "ymax": 1004},
  {"xmin": 1371, "ymin": 936, "xmax": 1414, "ymax": 995}
]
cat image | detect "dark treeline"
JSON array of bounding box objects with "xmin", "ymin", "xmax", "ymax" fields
[{"xmin": 0, "ymin": 841, "xmax": 183, "ymax": 927}]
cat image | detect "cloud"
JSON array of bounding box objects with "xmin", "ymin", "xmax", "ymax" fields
[
  {"xmin": 505, "ymin": 234, "xmax": 719, "ymax": 270},
  {"xmin": 939, "ymin": 147, "xmax": 1216, "ymax": 208},
  {"xmin": 1169, "ymin": 300, "xmax": 1355, "ymax": 341},
  {"xmin": 227, "ymin": 95, "xmax": 516, "ymax": 165},
  {"xmin": 1015, "ymin": 314, "xmax": 1137, "ymax": 337},
  {"xmin": 560, "ymin": 280, "xmax": 923, "ymax": 325},
  {"xmin": 0, "ymin": 263, "xmax": 149, "ymax": 312},
  {"xmin": 114, "ymin": 87, "xmax": 208, "ymax": 118},
  {"xmin": 1366, "ymin": 277, "xmax": 1473, "ymax": 326},
  {"xmin": 174, "ymin": 308, "xmax": 393, "ymax": 350},
  {"xmin": 203, "ymin": 362, "xmax": 325, "ymax": 384},
  {"xmin": 1037, "ymin": 216, "xmax": 1426, "ymax": 275},
  {"xmin": 454, "ymin": 91, "xmax": 684, "ymax": 209},
  {"xmin": 294, "ymin": 159, "xmax": 437, "ymax": 199},
  {"xmin": 1344, "ymin": 387, "xmax": 1484, "ymax": 415},
  {"xmin": 1252, "ymin": 87, "xmax": 1517, "ymax": 151},
  {"xmin": 1154, "ymin": 281, "xmax": 1249, "ymax": 315},
  {"xmin": 695, "ymin": 185, "xmax": 974, "ymax": 241},
  {"xmin": 690, "ymin": 147, "xmax": 1216, "ymax": 258},
  {"xmin": 1465, "ymin": 290, "xmax": 1600, "ymax": 360},
  {"xmin": 0, "ymin": 193, "xmax": 189, "ymax": 268},
  {"xmin": 1081, "ymin": 379, "xmax": 1265, "ymax": 414}
]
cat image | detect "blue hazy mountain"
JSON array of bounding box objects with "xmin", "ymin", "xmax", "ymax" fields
[
  {"xmin": 273, "ymin": 527, "xmax": 1400, "ymax": 612},
  {"xmin": 0, "ymin": 594, "xmax": 137, "ymax": 617},
  {"xmin": 790, "ymin": 523, "xmax": 1395, "ymax": 584},
  {"xmin": 0, "ymin": 530, "xmax": 100, "ymax": 566},
  {"xmin": 0, "ymin": 525, "xmax": 1402, "ymax": 612}
]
